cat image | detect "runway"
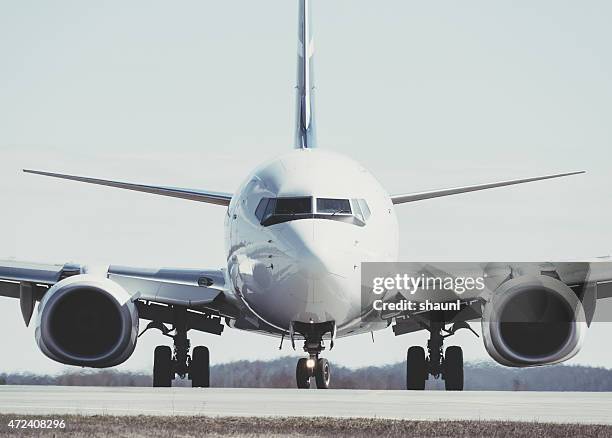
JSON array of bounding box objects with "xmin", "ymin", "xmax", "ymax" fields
[{"xmin": 0, "ymin": 386, "xmax": 611, "ymax": 424}]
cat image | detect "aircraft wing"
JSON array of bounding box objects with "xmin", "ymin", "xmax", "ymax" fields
[
  {"xmin": 382, "ymin": 260, "xmax": 612, "ymax": 336},
  {"xmin": 23, "ymin": 169, "xmax": 232, "ymax": 206},
  {"xmin": 0, "ymin": 260, "xmax": 240, "ymax": 327},
  {"xmin": 391, "ymin": 171, "xmax": 584, "ymax": 204}
]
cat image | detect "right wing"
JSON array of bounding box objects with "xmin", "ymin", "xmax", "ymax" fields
[
  {"xmin": 0, "ymin": 260, "xmax": 241, "ymax": 329},
  {"xmin": 23, "ymin": 169, "xmax": 232, "ymax": 206}
]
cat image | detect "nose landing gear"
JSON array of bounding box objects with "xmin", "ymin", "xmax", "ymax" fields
[
  {"xmin": 406, "ymin": 318, "xmax": 478, "ymax": 391},
  {"xmin": 291, "ymin": 321, "xmax": 335, "ymax": 389},
  {"xmin": 296, "ymin": 343, "xmax": 331, "ymax": 389}
]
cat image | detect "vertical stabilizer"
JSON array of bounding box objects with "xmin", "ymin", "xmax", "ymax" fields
[{"xmin": 295, "ymin": 0, "xmax": 317, "ymax": 149}]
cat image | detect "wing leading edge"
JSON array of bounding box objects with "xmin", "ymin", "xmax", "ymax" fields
[
  {"xmin": 391, "ymin": 171, "xmax": 585, "ymax": 205},
  {"xmin": 23, "ymin": 169, "xmax": 232, "ymax": 206}
]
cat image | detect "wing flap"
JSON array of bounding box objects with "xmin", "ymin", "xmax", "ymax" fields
[
  {"xmin": 597, "ymin": 281, "xmax": 612, "ymax": 299},
  {"xmin": 0, "ymin": 281, "xmax": 19, "ymax": 299},
  {"xmin": 0, "ymin": 260, "xmax": 68, "ymax": 285}
]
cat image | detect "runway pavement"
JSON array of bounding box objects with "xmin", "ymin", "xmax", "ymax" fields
[{"xmin": 0, "ymin": 386, "xmax": 610, "ymax": 424}]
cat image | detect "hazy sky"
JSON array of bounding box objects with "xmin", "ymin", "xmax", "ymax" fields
[{"xmin": 1, "ymin": 0, "xmax": 611, "ymax": 374}]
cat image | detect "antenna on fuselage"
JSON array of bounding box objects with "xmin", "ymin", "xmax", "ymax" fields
[{"xmin": 294, "ymin": 0, "xmax": 317, "ymax": 149}]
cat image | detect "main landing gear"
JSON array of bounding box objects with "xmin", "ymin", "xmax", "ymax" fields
[
  {"xmin": 406, "ymin": 318, "xmax": 478, "ymax": 391},
  {"xmin": 141, "ymin": 307, "xmax": 210, "ymax": 388},
  {"xmin": 292, "ymin": 321, "xmax": 335, "ymax": 389}
]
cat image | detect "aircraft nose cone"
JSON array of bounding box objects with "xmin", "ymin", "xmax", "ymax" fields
[{"xmin": 273, "ymin": 220, "xmax": 360, "ymax": 319}]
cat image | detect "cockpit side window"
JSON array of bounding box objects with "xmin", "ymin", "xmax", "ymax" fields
[
  {"xmin": 351, "ymin": 199, "xmax": 371, "ymax": 224},
  {"xmin": 255, "ymin": 198, "xmax": 269, "ymax": 222},
  {"xmin": 263, "ymin": 198, "xmax": 277, "ymax": 221},
  {"xmin": 352, "ymin": 199, "xmax": 364, "ymax": 221},
  {"xmin": 357, "ymin": 199, "xmax": 371, "ymax": 221}
]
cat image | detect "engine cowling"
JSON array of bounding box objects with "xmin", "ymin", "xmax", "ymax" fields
[
  {"xmin": 481, "ymin": 275, "xmax": 587, "ymax": 367},
  {"xmin": 34, "ymin": 274, "xmax": 139, "ymax": 368}
]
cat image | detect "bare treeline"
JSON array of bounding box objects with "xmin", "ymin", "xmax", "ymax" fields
[
  {"xmin": 1, "ymin": 358, "xmax": 611, "ymax": 391},
  {"xmin": 0, "ymin": 369, "xmax": 151, "ymax": 387}
]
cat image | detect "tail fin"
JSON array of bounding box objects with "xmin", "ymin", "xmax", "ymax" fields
[{"xmin": 295, "ymin": 0, "xmax": 317, "ymax": 149}]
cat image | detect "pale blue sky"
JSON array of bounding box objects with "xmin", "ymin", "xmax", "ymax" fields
[{"xmin": 1, "ymin": 0, "xmax": 611, "ymax": 374}]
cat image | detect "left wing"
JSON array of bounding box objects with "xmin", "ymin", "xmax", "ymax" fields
[
  {"xmin": 391, "ymin": 171, "xmax": 584, "ymax": 205},
  {"xmin": 23, "ymin": 169, "xmax": 232, "ymax": 206}
]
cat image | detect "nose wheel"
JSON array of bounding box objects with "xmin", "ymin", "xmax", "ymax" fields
[
  {"xmin": 296, "ymin": 358, "xmax": 311, "ymax": 389},
  {"xmin": 296, "ymin": 356, "xmax": 331, "ymax": 389},
  {"xmin": 314, "ymin": 358, "xmax": 331, "ymax": 388}
]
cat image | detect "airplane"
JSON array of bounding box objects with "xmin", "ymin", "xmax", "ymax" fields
[{"xmin": 1, "ymin": 0, "xmax": 611, "ymax": 390}]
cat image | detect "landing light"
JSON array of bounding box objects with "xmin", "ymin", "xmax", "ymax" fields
[{"xmin": 306, "ymin": 358, "xmax": 316, "ymax": 368}]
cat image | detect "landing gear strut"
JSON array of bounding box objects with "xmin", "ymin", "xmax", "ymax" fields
[
  {"xmin": 143, "ymin": 307, "xmax": 210, "ymax": 388},
  {"xmin": 406, "ymin": 316, "xmax": 478, "ymax": 391}
]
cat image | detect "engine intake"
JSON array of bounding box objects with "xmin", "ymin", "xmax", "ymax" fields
[
  {"xmin": 481, "ymin": 275, "xmax": 586, "ymax": 367},
  {"xmin": 35, "ymin": 275, "xmax": 139, "ymax": 367}
]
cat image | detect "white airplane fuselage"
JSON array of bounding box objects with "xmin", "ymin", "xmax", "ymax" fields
[{"xmin": 225, "ymin": 149, "xmax": 399, "ymax": 336}]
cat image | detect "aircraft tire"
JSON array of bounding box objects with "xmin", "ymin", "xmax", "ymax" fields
[
  {"xmin": 191, "ymin": 346, "xmax": 210, "ymax": 388},
  {"xmin": 314, "ymin": 358, "xmax": 331, "ymax": 389},
  {"xmin": 443, "ymin": 346, "xmax": 464, "ymax": 391},
  {"xmin": 296, "ymin": 358, "xmax": 311, "ymax": 389},
  {"xmin": 406, "ymin": 346, "xmax": 426, "ymax": 390},
  {"xmin": 153, "ymin": 345, "xmax": 172, "ymax": 387}
]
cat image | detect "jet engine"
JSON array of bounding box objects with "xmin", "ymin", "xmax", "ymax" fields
[
  {"xmin": 34, "ymin": 274, "xmax": 139, "ymax": 367},
  {"xmin": 481, "ymin": 275, "xmax": 587, "ymax": 367}
]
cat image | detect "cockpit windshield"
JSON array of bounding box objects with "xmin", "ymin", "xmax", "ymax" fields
[
  {"xmin": 256, "ymin": 197, "xmax": 312, "ymax": 226},
  {"xmin": 316, "ymin": 198, "xmax": 351, "ymax": 215},
  {"xmin": 275, "ymin": 197, "xmax": 312, "ymax": 215},
  {"xmin": 255, "ymin": 196, "xmax": 370, "ymax": 227}
]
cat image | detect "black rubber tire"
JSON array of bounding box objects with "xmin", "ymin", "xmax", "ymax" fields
[
  {"xmin": 296, "ymin": 358, "xmax": 311, "ymax": 389},
  {"xmin": 444, "ymin": 346, "xmax": 464, "ymax": 391},
  {"xmin": 153, "ymin": 345, "xmax": 172, "ymax": 387},
  {"xmin": 406, "ymin": 346, "xmax": 427, "ymax": 390},
  {"xmin": 315, "ymin": 358, "xmax": 331, "ymax": 389},
  {"xmin": 191, "ymin": 346, "xmax": 210, "ymax": 388}
]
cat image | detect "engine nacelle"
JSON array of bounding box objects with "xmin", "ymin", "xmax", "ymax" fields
[
  {"xmin": 34, "ymin": 274, "xmax": 139, "ymax": 368},
  {"xmin": 481, "ymin": 275, "xmax": 587, "ymax": 367}
]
